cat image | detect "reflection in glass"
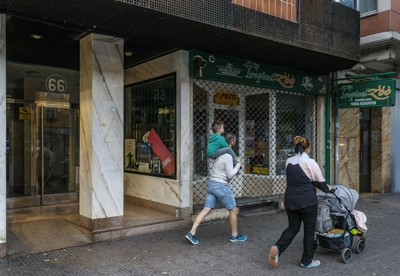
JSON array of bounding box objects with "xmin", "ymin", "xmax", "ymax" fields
[
  {"xmin": 124, "ymin": 74, "xmax": 176, "ymax": 178},
  {"xmin": 37, "ymin": 106, "xmax": 78, "ymax": 195},
  {"xmin": 6, "ymin": 103, "xmax": 32, "ymax": 198}
]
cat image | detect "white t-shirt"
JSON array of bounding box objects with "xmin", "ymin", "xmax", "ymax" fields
[{"xmin": 209, "ymin": 154, "xmax": 241, "ymax": 184}]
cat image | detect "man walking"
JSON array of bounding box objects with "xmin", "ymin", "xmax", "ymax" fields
[{"xmin": 185, "ymin": 133, "xmax": 247, "ymax": 244}]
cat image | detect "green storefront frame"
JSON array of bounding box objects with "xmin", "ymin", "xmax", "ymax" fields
[{"xmin": 189, "ymin": 49, "xmax": 330, "ymax": 180}]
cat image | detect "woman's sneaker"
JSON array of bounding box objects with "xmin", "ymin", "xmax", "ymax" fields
[
  {"xmin": 268, "ymin": 246, "xmax": 279, "ymax": 267},
  {"xmin": 230, "ymin": 233, "xmax": 247, "ymax": 242},
  {"xmin": 185, "ymin": 232, "xmax": 199, "ymax": 245},
  {"xmin": 301, "ymin": 259, "xmax": 321, "ymax": 268}
]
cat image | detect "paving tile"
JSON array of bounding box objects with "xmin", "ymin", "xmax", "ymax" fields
[{"xmin": 0, "ymin": 192, "xmax": 400, "ymax": 275}]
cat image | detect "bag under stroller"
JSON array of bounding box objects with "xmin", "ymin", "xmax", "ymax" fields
[{"xmin": 314, "ymin": 185, "xmax": 367, "ymax": 264}]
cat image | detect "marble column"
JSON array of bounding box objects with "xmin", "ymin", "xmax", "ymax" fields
[
  {"xmin": 371, "ymin": 107, "xmax": 392, "ymax": 193},
  {"xmin": 338, "ymin": 108, "xmax": 359, "ymax": 190},
  {"xmin": 0, "ymin": 14, "xmax": 6, "ymax": 257},
  {"xmin": 79, "ymin": 34, "xmax": 124, "ymax": 239}
]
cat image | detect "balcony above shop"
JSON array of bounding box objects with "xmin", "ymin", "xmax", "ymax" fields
[
  {"xmin": 0, "ymin": 0, "xmax": 360, "ymax": 73},
  {"xmin": 358, "ymin": 8, "xmax": 400, "ymax": 74}
]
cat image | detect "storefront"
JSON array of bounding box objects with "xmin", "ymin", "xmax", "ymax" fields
[
  {"xmin": 190, "ymin": 51, "xmax": 329, "ymax": 208},
  {"xmin": 123, "ymin": 50, "xmax": 329, "ymax": 214},
  {"xmin": 335, "ymin": 73, "xmax": 397, "ymax": 193},
  {"xmin": 0, "ymin": 0, "xmax": 360, "ymax": 257}
]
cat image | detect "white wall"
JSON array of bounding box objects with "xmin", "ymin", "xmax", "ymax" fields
[
  {"xmin": 124, "ymin": 51, "xmax": 191, "ymax": 208},
  {"xmin": 378, "ymin": 0, "xmax": 390, "ymax": 12}
]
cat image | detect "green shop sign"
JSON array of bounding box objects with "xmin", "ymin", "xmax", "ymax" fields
[
  {"xmin": 189, "ymin": 50, "xmax": 327, "ymax": 95},
  {"xmin": 337, "ymin": 79, "xmax": 396, "ymax": 109}
]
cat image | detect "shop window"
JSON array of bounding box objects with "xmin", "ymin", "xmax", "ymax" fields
[
  {"xmin": 193, "ymin": 79, "xmax": 316, "ymax": 205},
  {"xmin": 358, "ymin": 0, "xmax": 377, "ymax": 16},
  {"xmin": 334, "ymin": 0, "xmax": 377, "ymax": 17},
  {"xmin": 124, "ymin": 74, "xmax": 176, "ymax": 178}
]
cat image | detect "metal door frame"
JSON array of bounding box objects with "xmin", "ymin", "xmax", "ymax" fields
[{"xmin": 6, "ymin": 99, "xmax": 79, "ymax": 208}]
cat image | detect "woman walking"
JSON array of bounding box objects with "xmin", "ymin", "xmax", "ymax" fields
[{"xmin": 268, "ymin": 136, "xmax": 331, "ymax": 268}]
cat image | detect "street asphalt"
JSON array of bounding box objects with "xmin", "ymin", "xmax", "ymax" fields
[{"xmin": 0, "ymin": 191, "xmax": 399, "ymax": 276}]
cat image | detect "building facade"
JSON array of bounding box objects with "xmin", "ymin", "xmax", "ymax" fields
[
  {"xmin": 0, "ymin": 0, "xmax": 359, "ymax": 257},
  {"xmin": 334, "ymin": 0, "xmax": 400, "ymax": 193}
]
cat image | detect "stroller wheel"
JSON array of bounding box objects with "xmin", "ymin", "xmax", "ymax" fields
[
  {"xmin": 341, "ymin": 248, "xmax": 352, "ymax": 264},
  {"xmin": 356, "ymin": 239, "xmax": 365, "ymax": 254}
]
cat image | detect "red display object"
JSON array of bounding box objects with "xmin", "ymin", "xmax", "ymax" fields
[{"xmin": 147, "ymin": 128, "xmax": 175, "ymax": 175}]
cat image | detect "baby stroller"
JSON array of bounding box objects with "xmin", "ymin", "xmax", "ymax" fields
[{"xmin": 314, "ymin": 185, "xmax": 366, "ymax": 263}]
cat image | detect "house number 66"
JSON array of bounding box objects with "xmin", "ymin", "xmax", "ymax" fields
[{"xmin": 46, "ymin": 74, "xmax": 67, "ymax": 94}]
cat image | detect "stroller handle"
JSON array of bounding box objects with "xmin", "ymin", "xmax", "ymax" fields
[{"xmin": 328, "ymin": 188, "xmax": 337, "ymax": 194}]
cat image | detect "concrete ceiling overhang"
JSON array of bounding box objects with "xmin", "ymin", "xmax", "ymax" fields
[
  {"xmin": 1, "ymin": 0, "xmax": 358, "ymax": 73},
  {"xmin": 360, "ymin": 31, "xmax": 400, "ymax": 73}
]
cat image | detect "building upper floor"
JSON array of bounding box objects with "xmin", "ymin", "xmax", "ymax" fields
[
  {"xmin": 335, "ymin": 0, "xmax": 400, "ymax": 73},
  {"xmin": 0, "ymin": 0, "xmax": 360, "ymax": 74}
]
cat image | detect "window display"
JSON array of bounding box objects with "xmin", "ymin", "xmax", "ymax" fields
[
  {"xmin": 124, "ymin": 74, "xmax": 176, "ymax": 178},
  {"xmin": 192, "ymin": 79, "xmax": 317, "ymax": 205}
]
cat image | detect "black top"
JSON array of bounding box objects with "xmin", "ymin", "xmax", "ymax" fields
[{"xmin": 284, "ymin": 153, "xmax": 329, "ymax": 210}]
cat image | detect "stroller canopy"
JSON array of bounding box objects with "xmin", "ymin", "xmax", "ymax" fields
[{"xmin": 317, "ymin": 184, "xmax": 359, "ymax": 214}]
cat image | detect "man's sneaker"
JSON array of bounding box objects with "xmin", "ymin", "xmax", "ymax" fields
[
  {"xmin": 230, "ymin": 233, "xmax": 247, "ymax": 242},
  {"xmin": 185, "ymin": 232, "xmax": 199, "ymax": 245},
  {"xmin": 268, "ymin": 246, "xmax": 279, "ymax": 267},
  {"xmin": 301, "ymin": 259, "xmax": 321, "ymax": 268}
]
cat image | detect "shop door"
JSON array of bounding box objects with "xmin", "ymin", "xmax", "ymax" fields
[
  {"xmin": 6, "ymin": 100, "xmax": 79, "ymax": 208},
  {"xmin": 359, "ymin": 108, "xmax": 371, "ymax": 193}
]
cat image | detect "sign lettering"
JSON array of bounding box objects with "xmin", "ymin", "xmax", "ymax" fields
[
  {"xmin": 189, "ymin": 50, "xmax": 327, "ymax": 95},
  {"xmin": 214, "ymin": 91, "xmax": 238, "ymax": 105},
  {"xmin": 337, "ymin": 79, "xmax": 396, "ymax": 109}
]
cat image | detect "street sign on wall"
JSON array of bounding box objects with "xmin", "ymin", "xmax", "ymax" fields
[{"xmin": 337, "ymin": 79, "xmax": 396, "ymax": 109}]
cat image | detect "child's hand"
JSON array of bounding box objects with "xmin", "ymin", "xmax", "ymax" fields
[{"xmin": 236, "ymin": 157, "xmax": 241, "ymax": 164}]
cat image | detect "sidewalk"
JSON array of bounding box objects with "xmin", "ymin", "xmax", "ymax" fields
[{"xmin": 1, "ymin": 192, "xmax": 399, "ymax": 276}]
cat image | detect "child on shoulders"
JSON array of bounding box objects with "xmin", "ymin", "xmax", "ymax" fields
[{"xmin": 206, "ymin": 121, "xmax": 238, "ymax": 167}]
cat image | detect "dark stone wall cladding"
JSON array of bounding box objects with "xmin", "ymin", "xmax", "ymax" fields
[
  {"xmin": 300, "ymin": 0, "xmax": 360, "ymax": 60},
  {"xmin": 140, "ymin": 0, "xmax": 360, "ymax": 60},
  {"xmin": 0, "ymin": 0, "xmax": 359, "ymax": 60}
]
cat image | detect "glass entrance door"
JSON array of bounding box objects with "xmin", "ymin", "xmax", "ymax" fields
[
  {"xmin": 6, "ymin": 100, "xmax": 79, "ymax": 208},
  {"xmin": 36, "ymin": 103, "xmax": 79, "ymax": 205}
]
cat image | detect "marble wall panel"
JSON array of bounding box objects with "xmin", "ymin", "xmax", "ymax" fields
[
  {"xmin": 124, "ymin": 51, "xmax": 191, "ymax": 209},
  {"xmin": 381, "ymin": 107, "xmax": 392, "ymax": 192},
  {"xmin": 371, "ymin": 107, "xmax": 392, "ymax": 193},
  {"xmin": 371, "ymin": 108, "xmax": 382, "ymax": 193},
  {"xmin": 80, "ymin": 34, "xmax": 124, "ymax": 220},
  {"xmin": 79, "ymin": 34, "xmax": 93, "ymax": 219},
  {"xmin": 338, "ymin": 106, "xmax": 392, "ymax": 193},
  {"xmin": 124, "ymin": 175, "xmax": 181, "ymax": 207},
  {"xmin": 177, "ymin": 51, "xmax": 192, "ymax": 208},
  {"xmin": 124, "ymin": 51, "xmax": 184, "ymax": 85},
  {"xmin": 338, "ymin": 108, "xmax": 359, "ymax": 190},
  {"xmin": 0, "ymin": 14, "xmax": 6, "ymax": 251}
]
